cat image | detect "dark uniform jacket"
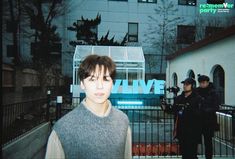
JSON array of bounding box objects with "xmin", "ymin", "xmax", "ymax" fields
[
  {"xmin": 170, "ymin": 91, "xmax": 203, "ymax": 143},
  {"xmin": 196, "ymin": 83, "xmax": 220, "ymax": 132}
]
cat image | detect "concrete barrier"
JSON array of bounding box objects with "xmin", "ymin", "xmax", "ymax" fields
[{"xmin": 2, "ymin": 122, "xmax": 51, "ymax": 159}]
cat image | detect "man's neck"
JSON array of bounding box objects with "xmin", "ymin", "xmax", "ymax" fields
[
  {"xmin": 184, "ymin": 91, "xmax": 192, "ymax": 97},
  {"xmin": 84, "ymin": 98, "xmax": 109, "ymax": 116}
]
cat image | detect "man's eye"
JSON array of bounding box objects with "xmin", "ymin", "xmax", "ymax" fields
[
  {"xmin": 89, "ymin": 78, "xmax": 96, "ymax": 81},
  {"xmin": 104, "ymin": 77, "xmax": 111, "ymax": 81},
  {"xmin": 104, "ymin": 78, "xmax": 110, "ymax": 81}
]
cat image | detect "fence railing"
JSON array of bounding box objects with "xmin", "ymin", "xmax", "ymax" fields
[
  {"xmin": 119, "ymin": 107, "xmax": 235, "ymax": 157},
  {"xmin": 2, "ymin": 98, "xmax": 47, "ymax": 145},
  {"xmin": 2, "ymin": 95, "xmax": 234, "ymax": 158},
  {"xmin": 213, "ymin": 104, "xmax": 235, "ymax": 157},
  {"xmin": 74, "ymin": 96, "xmax": 235, "ymax": 157},
  {"xmin": 120, "ymin": 107, "xmax": 178, "ymax": 156}
]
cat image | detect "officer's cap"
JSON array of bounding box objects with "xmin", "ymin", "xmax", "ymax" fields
[
  {"xmin": 181, "ymin": 78, "xmax": 195, "ymax": 85},
  {"xmin": 198, "ymin": 75, "xmax": 210, "ymax": 82}
]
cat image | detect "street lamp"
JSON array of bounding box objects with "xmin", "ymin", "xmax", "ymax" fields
[
  {"xmin": 46, "ymin": 90, "xmax": 51, "ymax": 122},
  {"xmin": 56, "ymin": 96, "xmax": 63, "ymax": 120}
]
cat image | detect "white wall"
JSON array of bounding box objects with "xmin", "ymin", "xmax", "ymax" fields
[{"xmin": 166, "ymin": 34, "xmax": 235, "ymax": 105}]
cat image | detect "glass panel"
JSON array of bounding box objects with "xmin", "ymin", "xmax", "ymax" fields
[
  {"xmin": 127, "ymin": 47, "xmax": 144, "ymax": 62},
  {"xmin": 110, "ymin": 47, "xmax": 126, "ymax": 61},
  {"xmin": 93, "ymin": 46, "xmax": 109, "ymax": 56},
  {"xmin": 116, "ymin": 69, "xmax": 126, "ymax": 79},
  {"xmin": 128, "ymin": 72, "xmax": 138, "ymax": 84},
  {"xmin": 128, "ymin": 23, "xmax": 138, "ymax": 35},
  {"xmin": 76, "ymin": 46, "xmax": 92, "ymax": 60}
]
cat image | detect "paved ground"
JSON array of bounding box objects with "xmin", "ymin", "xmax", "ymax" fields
[{"xmin": 133, "ymin": 156, "xmax": 234, "ymax": 159}]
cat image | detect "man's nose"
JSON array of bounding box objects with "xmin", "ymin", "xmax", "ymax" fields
[{"xmin": 96, "ymin": 79, "xmax": 103, "ymax": 89}]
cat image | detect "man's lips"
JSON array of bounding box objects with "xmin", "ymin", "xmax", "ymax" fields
[{"xmin": 94, "ymin": 92, "xmax": 105, "ymax": 96}]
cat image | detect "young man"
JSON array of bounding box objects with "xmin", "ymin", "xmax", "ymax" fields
[
  {"xmin": 45, "ymin": 55, "xmax": 132, "ymax": 159},
  {"xmin": 196, "ymin": 75, "xmax": 220, "ymax": 159},
  {"xmin": 162, "ymin": 78, "xmax": 202, "ymax": 159}
]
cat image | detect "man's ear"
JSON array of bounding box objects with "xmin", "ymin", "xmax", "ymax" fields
[{"xmin": 80, "ymin": 81, "xmax": 85, "ymax": 90}]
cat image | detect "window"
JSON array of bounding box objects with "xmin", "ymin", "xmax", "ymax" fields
[
  {"xmin": 172, "ymin": 73, "xmax": 178, "ymax": 87},
  {"xmin": 207, "ymin": 0, "xmax": 224, "ymax": 4},
  {"xmin": 178, "ymin": 0, "xmax": 196, "ymax": 6},
  {"xmin": 31, "ymin": 42, "xmax": 38, "ymax": 55},
  {"xmin": 7, "ymin": 45, "xmax": 15, "ymax": 57},
  {"xmin": 41, "ymin": 0, "xmax": 62, "ymax": 3},
  {"xmin": 50, "ymin": 43, "xmax": 62, "ymax": 55},
  {"xmin": 108, "ymin": 0, "xmax": 128, "ymax": 1},
  {"xmin": 138, "ymin": 0, "xmax": 157, "ymax": 3},
  {"xmin": 188, "ymin": 70, "xmax": 195, "ymax": 79},
  {"xmin": 177, "ymin": 25, "xmax": 195, "ymax": 44},
  {"xmin": 6, "ymin": 20, "xmax": 15, "ymax": 33},
  {"xmin": 2, "ymin": 67, "xmax": 14, "ymax": 87},
  {"xmin": 213, "ymin": 65, "xmax": 225, "ymax": 103},
  {"xmin": 128, "ymin": 23, "xmax": 138, "ymax": 42},
  {"xmin": 205, "ymin": 26, "xmax": 223, "ymax": 37},
  {"xmin": 30, "ymin": 17, "xmax": 36, "ymax": 29}
]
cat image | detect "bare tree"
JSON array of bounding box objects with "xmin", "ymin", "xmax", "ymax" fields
[
  {"xmin": 21, "ymin": 0, "xmax": 69, "ymax": 93},
  {"xmin": 145, "ymin": 0, "xmax": 183, "ymax": 75},
  {"xmin": 3, "ymin": 0, "xmax": 72, "ymax": 94}
]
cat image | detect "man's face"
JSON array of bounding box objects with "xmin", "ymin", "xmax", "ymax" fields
[
  {"xmin": 183, "ymin": 83, "xmax": 192, "ymax": 92},
  {"xmin": 199, "ymin": 81, "xmax": 209, "ymax": 88},
  {"xmin": 80, "ymin": 65, "xmax": 113, "ymax": 105}
]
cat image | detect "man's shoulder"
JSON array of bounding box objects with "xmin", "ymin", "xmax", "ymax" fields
[
  {"xmin": 175, "ymin": 94, "xmax": 184, "ymax": 101},
  {"xmin": 192, "ymin": 91, "xmax": 203, "ymax": 99},
  {"xmin": 111, "ymin": 107, "xmax": 129, "ymax": 122},
  {"xmin": 208, "ymin": 88, "xmax": 217, "ymax": 96},
  {"xmin": 53, "ymin": 106, "xmax": 81, "ymax": 128}
]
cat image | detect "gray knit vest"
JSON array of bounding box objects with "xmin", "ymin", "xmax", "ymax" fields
[{"xmin": 53, "ymin": 103, "xmax": 129, "ymax": 159}]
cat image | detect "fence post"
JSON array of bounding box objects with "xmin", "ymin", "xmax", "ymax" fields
[
  {"xmin": 56, "ymin": 96, "xmax": 63, "ymax": 120},
  {"xmin": 46, "ymin": 90, "xmax": 51, "ymax": 121},
  {"xmin": 232, "ymin": 111, "xmax": 235, "ymax": 137}
]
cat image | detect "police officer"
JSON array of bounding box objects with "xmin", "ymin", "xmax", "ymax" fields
[
  {"xmin": 196, "ymin": 75, "xmax": 220, "ymax": 159},
  {"xmin": 162, "ymin": 78, "xmax": 202, "ymax": 159}
]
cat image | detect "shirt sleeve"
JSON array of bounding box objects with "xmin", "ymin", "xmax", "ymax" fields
[
  {"xmin": 45, "ymin": 130, "xmax": 65, "ymax": 159},
  {"xmin": 124, "ymin": 126, "xmax": 132, "ymax": 159}
]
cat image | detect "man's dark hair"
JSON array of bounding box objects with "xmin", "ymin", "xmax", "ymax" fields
[{"xmin": 78, "ymin": 54, "xmax": 116, "ymax": 81}]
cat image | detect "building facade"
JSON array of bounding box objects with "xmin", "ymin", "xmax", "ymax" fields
[
  {"xmin": 2, "ymin": 0, "xmax": 235, "ymax": 79},
  {"xmin": 61, "ymin": 0, "xmax": 235, "ymax": 79}
]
